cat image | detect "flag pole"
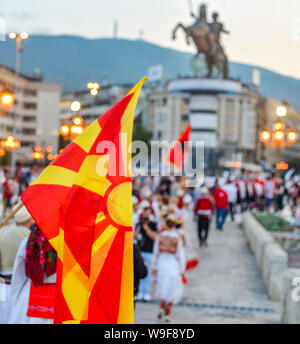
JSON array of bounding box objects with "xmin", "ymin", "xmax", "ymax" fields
[{"xmin": 0, "ymin": 202, "xmax": 24, "ymax": 230}]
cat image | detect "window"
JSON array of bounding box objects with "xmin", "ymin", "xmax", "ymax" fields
[
  {"xmin": 23, "ymin": 116, "xmax": 36, "ymax": 123},
  {"xmin": 182, "ymin": 114, "xmax": 189, "ymax": 122},
  {"xmin": 23, "ymin": 103, "xmax": 37, "ymax": 110},
  {"xmin": 21, "ymin": 141, "xmax": 34, "ymax": 147},
  {"xmin": 226, "ymin": 114, "xmax": 233, "ymax": 126},
  {"xmin": 24, "ymin": 90, "xmax": 37, "ymax": 97},
  {"xmin": 162, "ymin": 98, "xmax": 167, "ymax": 106},
  {"xmin": 238, "ymin": 113, "xmax": 243, "ymax": 127},
  {"xmin": 225, "ymin": 132, "xmax": 232, "ymax": 143},
  {"xmin": 22, "ymin": 128, "xmax": 36, "ymax": 135},
  {"xmin": 157, "ymin": 112, "xmax": 164, "ymax": 123},
  {"xmin": 226, "ymin": 99, "xmax": 234, "ymax": 110}
]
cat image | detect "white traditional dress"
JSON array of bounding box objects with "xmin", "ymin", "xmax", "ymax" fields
[
  {"xmin": 0, "ymin": 223, "xmax": 30, "ymax": 324},
  {"xmin": 7, "ymin": 238, "xmax": 56, "ymax": 324},
  {"xmin": 176, "ymin": 226, "xmax": 198, "ymax": 271},
  {"xmin": 152, "ymin": 229, "xmax": 185, "ymax": 304}
]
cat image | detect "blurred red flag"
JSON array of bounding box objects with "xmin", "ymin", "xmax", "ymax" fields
[{"xmin": 166, "ymin": 124, "xmax": 191, "ymax": 171}]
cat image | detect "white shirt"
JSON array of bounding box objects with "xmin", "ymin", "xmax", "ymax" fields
[
  {"xmin": 265, "ymin": 181, "xmax": 275, "ymax": 199},
  {"xmin": 239, "ymin": 181, "xmax": 247, "ymax": 199},
  {"xmin": 223, "ymin": 183, "xmax": 237, "ymax": 203}
]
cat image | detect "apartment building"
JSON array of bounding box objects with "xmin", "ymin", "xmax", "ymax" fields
[{"xmin": 0, "ymin": 65, "xmax": 62, "ymax": 161}]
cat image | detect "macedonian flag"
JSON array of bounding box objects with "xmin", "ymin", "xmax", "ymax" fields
[{"xmin": 21, "ymin": 77, "xmax": 147, "ymax": 324}]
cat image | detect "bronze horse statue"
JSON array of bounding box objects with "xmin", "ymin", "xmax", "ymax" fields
[{"xmin": 172, "ymin": 4, "xmax": 229, "ymax": 79}]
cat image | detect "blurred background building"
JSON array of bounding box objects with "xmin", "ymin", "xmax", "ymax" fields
[{"xmin": 0, "ymin": 65, "xmax": 62, "ymax": 162}]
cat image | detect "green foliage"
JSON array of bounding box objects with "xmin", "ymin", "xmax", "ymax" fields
[
  {"xmin": 132, "ymin": 122, "xmax": 152, "ymax": 149},
  {"xmin": 0, "ymin": 151, "xmax": 11, "ymax": 166},
  {"xmin": 253, "ymin": 213, "xmax": 293, "ymax": 232}
]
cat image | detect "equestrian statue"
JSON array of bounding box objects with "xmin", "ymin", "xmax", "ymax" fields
[{"xmin": 172, "ymin": 3, "xmax": 230, "ymax": 79}]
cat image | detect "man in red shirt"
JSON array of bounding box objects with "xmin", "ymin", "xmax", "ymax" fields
[
  {"xmin": 213, "ymin": 182, "xmax": 228, "ymax": 231},
  {"xmin": 194, "ymin": 187, "xmax": 214, "ymax": 247}
]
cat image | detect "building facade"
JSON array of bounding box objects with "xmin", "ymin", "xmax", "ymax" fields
[
  {"xmin": 146, "ymin": 87, "xmax": 190, "ymax": 143},
  {"xmin": 60, "ymin": 85, "xmax": 132, "ymax": 124},
  {"xmin": 218, "ymin": 86, "xmax": 259, "ymax": 164},
  {"xmin": 0, "ymin": 65, "xmax": 62, "ymax": 161},
  {"xmin": 146, "ymin": 78, "xmax": 260, "ymax": 172}
]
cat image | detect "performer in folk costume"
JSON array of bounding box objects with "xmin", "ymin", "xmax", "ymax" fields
[
  {"xmin": 8, "ymin": 224, "xmax": 57, "ymax": 324},
  {"xmin": 194, "ymin": 187, "xmax": 214, "ymax": 245},
  {"xmin": 0, "ymin": 206, "xmax": 32, "ymax": 323},
  {"xmin": 152, "ymin": 216, "xmax": 185, "ymax": 323}
]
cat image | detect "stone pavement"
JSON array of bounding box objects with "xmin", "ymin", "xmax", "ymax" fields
[{"xmin": 135, "ymin": 212, "xmax": 281, "ymax": 324}]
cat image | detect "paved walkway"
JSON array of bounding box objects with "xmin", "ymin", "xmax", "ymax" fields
[{"xmin": 135, "ymin": 213, "xmax": 281, "ymax": 324}]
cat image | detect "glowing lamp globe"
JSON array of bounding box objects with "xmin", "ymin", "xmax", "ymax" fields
[
  {"xmin": 71, "ymin": 101, "xmax": 81, "ymax": 112},
  {"xmin": 287, "ymin": 130, "xmax": 298, "ymax": 143},
  {"xmin": 260, "ymin": 130, "xmax": 271, "ymax": 143},
  {"xmin": 71, "ymin": 125, "xmax": 83, "ymax": 135},
  {"xmin": 276, "ymin": 106, "xmax": 287, "ymax": 117},
  {"xmin": 60, "ymin": 124, "xmax": 70, "ymax": 137},
  {"xmin": 273, "ymin": 130, "xmax": 285, "ymax": 141},
  {"xmin": 0, "ymin": 90, "xmax": 15, "ymax": 110},
  {"xmin": 72, "ymin": 116, "xmax": 83, "ymax": 126}
]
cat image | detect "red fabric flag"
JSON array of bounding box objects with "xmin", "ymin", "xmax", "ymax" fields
[
  {"xmin": 166, "ymin": 124, "xmax": 191, "ymax": 171},
  {"xmin": 21, "ymin": 77, "xmax": 147, "ymax": 324}
]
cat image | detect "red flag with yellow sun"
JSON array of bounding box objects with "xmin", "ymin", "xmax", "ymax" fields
[{"xmin": 21, "ymin": 77, "xmax": 147, "ymax": 324}]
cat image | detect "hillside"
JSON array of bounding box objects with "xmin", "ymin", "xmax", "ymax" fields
[{"xmin": 0, "ymin": 35, "xmax": 299, "ymax": 110}]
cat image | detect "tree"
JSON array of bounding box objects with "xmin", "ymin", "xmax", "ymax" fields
[{"xmin": 132, "ymin": 122, "xmax": 152, "ymax": 149}]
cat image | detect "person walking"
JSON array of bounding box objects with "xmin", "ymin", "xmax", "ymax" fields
[
  {"xmin": 2, "ymin": 170, "xmax": 13, "ymax": 218},
  {"xmin": 275, "ymin": 178, "xmax": 285, "ymax": 213},
  {"xmin": 135, "ymin": 206, "xmax": 157, "ymax": 301},
  {"xmin": 194, "ymin": 187, "xmax": 214, "ymax": 246},
  {"xmin": 152, "ymin": 216, "xmax": 185, "ymax": 323},
  {"xmin": 223, "ymin": 179, "xmax": 237, "ymax": 222},
  {"xmin": 264, "ymin": 176, "xmax": 276, "ymax": 213},
  {"xmin": 213, "ymin": 182, "xmax": 228, "ymax": 231}
]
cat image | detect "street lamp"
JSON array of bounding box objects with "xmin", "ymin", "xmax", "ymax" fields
[
  {"xmin": 59, "ymin": 124, "xmax": 70, "ymax": 137},
  {"xmin": 59, "ymin": 101, "xmax": 86, "ymax": 147},
  {"xmin": 260, "ymin": 130, "xmax": 271, "ymax": 143},
  {"xmin": 272, "ymin": 130, "xmax": 285, "ymax": 142},
  {"xmin": 32, "ymin": 151, "xmax": 45, "ymax": 160},
  {"xmin": 8, "ymin": 32, "xmax": 29, "ymax": 176},
  {"xmin": 59, "ymin": 116, "xmax": 85, "ymax": 141},
  {"xmin": 0, "ymin": 90, "xmax": 15, "ymax": 111},
  {"xmin": 72, "ymin": 116, "xmax": 83, "ymax": 126},
  {"xmin": 276, "ymin": 106, "xmax": 287, "ymax": 118},
  {"xmin": 32, "ymin": 145, "xmax": 55, "ymax": 163},
  {"xmin": 287, "ymin": 130, "xmax": 298, "ymax": 144},
  {"xmin": 70, "ymin": 101, "xmax": 81, "ymax": 112},
  {"xmin": 260, "ymin": 113, "xmax": 298, "ymax": 166},
  {"xmin": 1, "ymin": 135, "xmax": 21, "ymax": 151},
  {"xmin": 87, "ymin": 82, "xmax": 100, "ymax": 96},
  {"xmin": 9, "ymin": 32, "xmax": 29, "ymax": 52}
]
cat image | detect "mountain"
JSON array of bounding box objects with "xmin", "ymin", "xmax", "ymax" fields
[{"xmin": 1, "ymin": 35, "xmax": 300, "ymax": 110}]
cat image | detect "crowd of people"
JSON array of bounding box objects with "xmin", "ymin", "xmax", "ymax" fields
[
  {"xmin": 0, "ymin": 165, "xmax": 42, "ymax": 218},
  {"xmin": 131, "ymin": 171, "xmax": 300, "ymax": 322},
  {"xmin": 1, "ymin": 166, "xmax": 300, "ymax": 323}
]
